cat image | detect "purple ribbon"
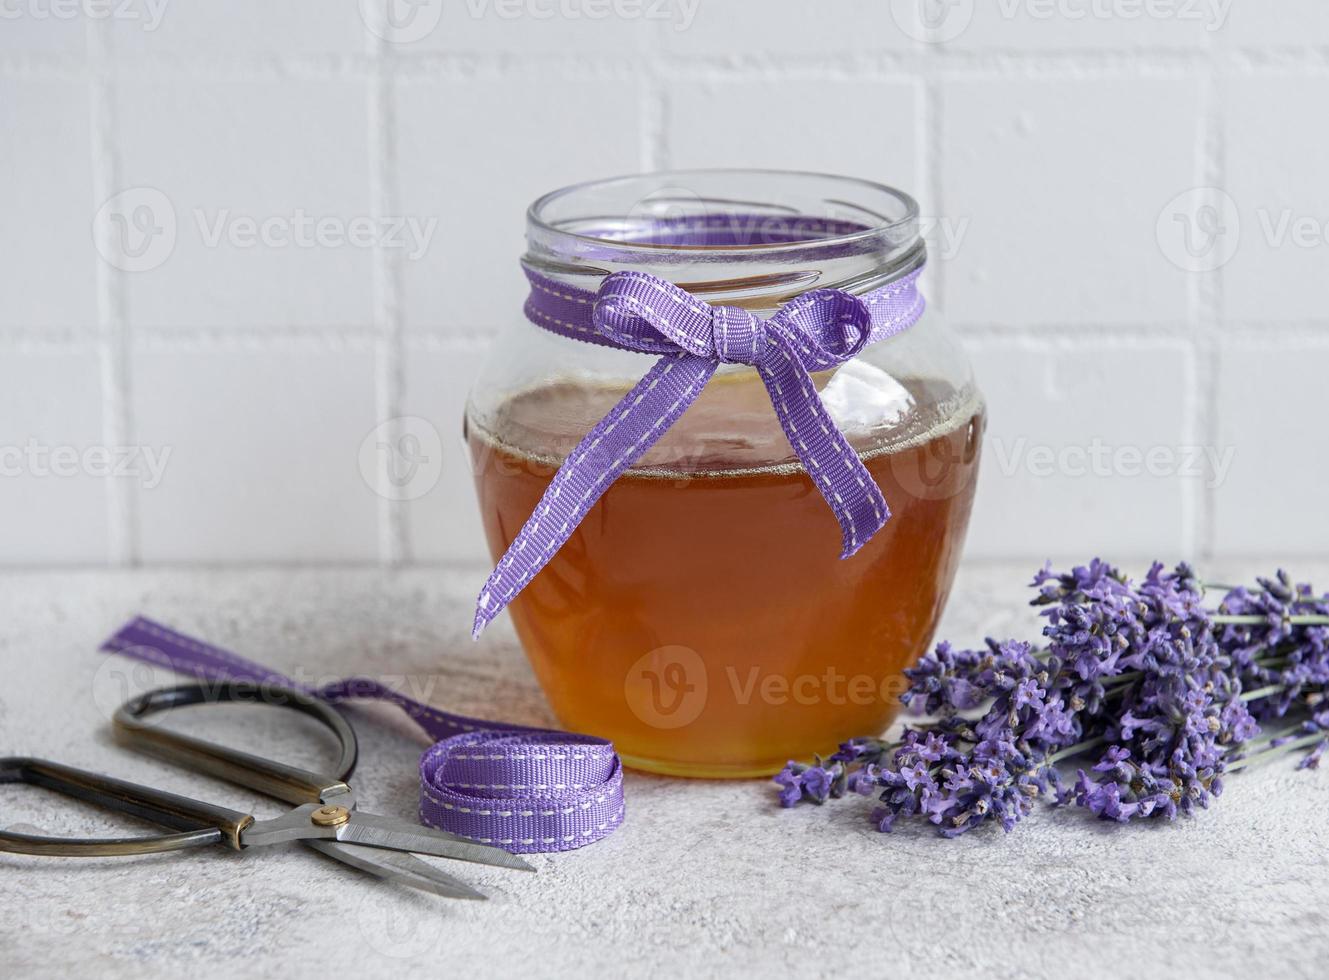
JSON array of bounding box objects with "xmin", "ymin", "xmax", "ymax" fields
[
  {"xmin": 101, "ymin": 617, "xmax": 624, "ymax": 853},
  {"xmin": 473, "ymin": 262, "xmax": 926, "ymax": 637}
]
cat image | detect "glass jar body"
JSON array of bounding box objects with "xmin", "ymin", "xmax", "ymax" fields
[{"xmin": 465, "ymin": 172, "xmax": 984, "ymax": 777}]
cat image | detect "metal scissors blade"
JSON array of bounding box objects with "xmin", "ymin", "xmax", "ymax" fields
[
  {"xmin": 304, "ymin": 839, "xmax": 486, "ymax": 901},
  {"xmin": 241, "ymin": 802, "xmax": 534, "ymax": 872},
  {"xmin": 338, "ymin": 811, "xmax": 535, "ymax": 872}
]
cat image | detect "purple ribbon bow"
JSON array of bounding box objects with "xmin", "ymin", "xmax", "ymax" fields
[
  {"xmin": 102, "ymin": 617, "xmax": 625, "ymax": 853},
  {"xmin": 473, "ymin": 264, "xmax": 926, "ymax": 637}
]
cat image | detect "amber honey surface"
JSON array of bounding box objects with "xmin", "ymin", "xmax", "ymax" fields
[{"xmin": 469, "ymin": 366, "xmax": 984, "ymax": 777}]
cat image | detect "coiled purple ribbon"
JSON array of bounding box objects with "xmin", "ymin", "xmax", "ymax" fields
[
  {"xmin": 472, "ymin": 262, "xmax": 927, "ymax": 637},
  {"xmin": 101, "ymin": 617, "xmax": 624, "ymax": 853}
]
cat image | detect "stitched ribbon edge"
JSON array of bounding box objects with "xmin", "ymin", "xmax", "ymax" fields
[{"xmin": 99, "ymin": 615, "xmax": 625, "ymax": 854}]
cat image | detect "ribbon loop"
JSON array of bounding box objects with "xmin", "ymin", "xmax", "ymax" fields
[
  {"xmin": 591, "ymin": 270, "xmax": 715, "ymax": 356},
  {"xmin": 472, "ymin": 264, "xmax": 927, "ymax": 637},
  {"xmin": 420, "ymin": 730, "xmax": 624, "ymax": 851},
  {"xmin": 773, "ymin": 288, "xmax": 874, "ymax": 367}
]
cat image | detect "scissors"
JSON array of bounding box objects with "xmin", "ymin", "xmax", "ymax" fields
[{"xmin": 0, "ymin": 680, "xmax": 533, "ymax": 900}]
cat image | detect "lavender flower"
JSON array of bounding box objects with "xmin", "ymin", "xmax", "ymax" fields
[
  {"xmin": 1057, "ymin": 562, "xmax": 1253, "ymax": 821},
  {"xmin": 775, "ymin": 560, "xmax": 1329, "ymax": 837},
  {"xmin": 873, "ymin": 731, "xmax": 1058, "ymax": 837},
  {"xmin": 774, "ymin": 761, "xmax": 841, "ymax": 806}
]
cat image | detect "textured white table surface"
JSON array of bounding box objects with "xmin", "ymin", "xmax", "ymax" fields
[{"xmin": 2, "ymin": 562, "xmax": 1327, "ymax": 980}]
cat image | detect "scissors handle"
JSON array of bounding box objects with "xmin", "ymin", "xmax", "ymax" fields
[
  {"xmin": 0, "ymin": 756, "xmax": 250, "ymax": 854},
  {"xmin": 113, "ymin": 682, "xmax": 358, "ymax": 806}
]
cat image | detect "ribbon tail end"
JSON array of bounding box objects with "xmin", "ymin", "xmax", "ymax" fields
[
  {"xmin": 472, "ymin": 590, "xmax": 496, "ymax": 640},
  {"xmin": 837, "ymin": 501, "xmax": 891, "ymax": 561}
]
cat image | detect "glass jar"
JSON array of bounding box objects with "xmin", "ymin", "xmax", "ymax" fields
[{"xmin": 465, "ymin": 170, "xmax": 984, "ymax": 778}]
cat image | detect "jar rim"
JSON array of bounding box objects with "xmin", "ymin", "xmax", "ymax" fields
[{"xmin": 526, "ymin": 168, "xmax": 921, "ymax": 259}]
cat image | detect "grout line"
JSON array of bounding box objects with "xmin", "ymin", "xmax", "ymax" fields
[
  {"xmin": 955, "ymin": 320, "xmax": 1195, "ymax": 339},
  {"xmin": 640, "ymin": 75, "xmax": 669, "ymax": 171},
  {"xmin": 963, "ymin": 331, "xmax": 1196, "ymax": 353},
  {"xmin": 920, "ymin": 44, "xmax": 945, "ymax": 320},
  {"xmin": 129, "ymin": 327, "xmax": 382, "ymax": 348},
  {"xmin": 18, "ymin": 44, "xmax": 1329, "ymax": 82},
  {"xmin": 402, "ymin": 332, "xmax": 498, "ymax": 354},
  {"xmin": 1191, "ymin": 37, "xmax": 1226, "ymax": 563},
  {"xmin": 86, "ymin": 19, "xmax": 137, "ymax": 568},
  {"xmin": 15, "ymin": 43, "xmax": 1329, "ymax": 84},
  {"xmin": 640, "ymin": 11, "xmax": 668, "ymax": 170},
  {"xmin": 81, "ymin": 318, "xmax": 1329, "ymax": 347},
  {"xmin": 0, "ymin": 48, "xmax": 1206, "ymax": 79},
  {"xmin": 0, "ymin": 327, "xmax": 104, "ymax": 350},
  {"xmin": 367, "ymin": 25, "xmax": 407, "ymax": 568}
]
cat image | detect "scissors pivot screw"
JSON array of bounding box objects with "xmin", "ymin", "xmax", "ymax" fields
[{"xmin": 311, "ymin": 804, "xmax": 351, "ymax": 828}]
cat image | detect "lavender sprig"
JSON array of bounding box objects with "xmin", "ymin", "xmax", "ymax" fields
[{"xmin": 775, "ymin": 560, "xmax": 1329, "ymax": 837}]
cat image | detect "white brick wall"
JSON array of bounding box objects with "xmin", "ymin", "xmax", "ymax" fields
[{"xmin": 0, "ymin": 2, "xmax": 1323, "ymax": 568}]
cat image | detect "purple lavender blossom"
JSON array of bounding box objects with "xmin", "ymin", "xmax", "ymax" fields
[
  {"xmin": 1219, "ymin": 571, "xmax": 1329, "ymax": 722},
  {"xmin": 1062, "ymin": 562, "xmax": 1250, "ymax": 821},
  {"xmin": 773, "ymin": 761, "xmax": 841, "ymax": 807},
  {"xmin": 873, "ymin": 733, "xmax": 1056, "ymax": 837},
  {"xmin": 775, "ymin": 560, "xmax": 1329, "ymax": 836}
]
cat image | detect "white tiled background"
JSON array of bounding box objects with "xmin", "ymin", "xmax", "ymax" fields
[{"xmin": 1, "ymin": 1, "xmax": 1324, "ymax": 569}]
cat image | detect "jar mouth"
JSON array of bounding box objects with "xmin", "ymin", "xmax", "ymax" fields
[
  {"xmin": 525, "ymin": 169, "xmax": 924, "ymax": 301},
  {"xmin": 527, "ymin": 168, "xmax": 919, "ymax": 257}
]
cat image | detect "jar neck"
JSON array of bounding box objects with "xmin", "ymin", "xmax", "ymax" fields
[{"xmin": 522, "ymin": 170, "xmax": 925, "ymax": 313}]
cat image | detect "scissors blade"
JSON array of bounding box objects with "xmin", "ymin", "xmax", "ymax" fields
[
  {"xmin": 338, "ymin": 812, "xmax": 536, "ymax": 872},
  {"xmin": 303, "ymin": 838, "xmax": 486, "ymax": 901}
]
